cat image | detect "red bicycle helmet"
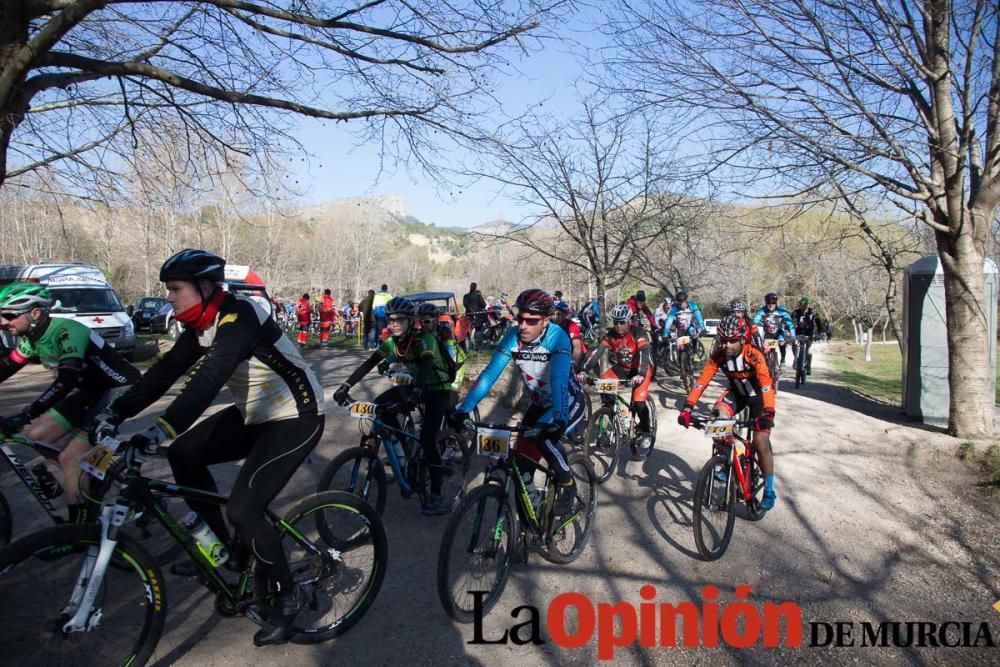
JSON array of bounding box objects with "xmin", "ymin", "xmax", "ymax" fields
[
  {"xmin": 514, "ymin": 288, "xmax": 554, "ymax": 316},
  {"xmin": 716, "ymin": 314, "xmax": 748, "ymax": 340}
]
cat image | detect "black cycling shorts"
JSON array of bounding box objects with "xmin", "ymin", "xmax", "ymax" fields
[
  {"xmin": 47, "ymin": 388, "xmax": 112, "ymax": 433},
  {"xmin": 713, "ymin": 390, "xmax": 764, "ymax": 420}
]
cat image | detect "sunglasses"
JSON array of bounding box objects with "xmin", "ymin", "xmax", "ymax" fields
[
  {"xmin": 387, "ymin": 316, "xmax": 409, "ymax": 324},
  {"xmin": 517, "ymin": 315, "xmax": 543, "ymax": 325},
  {"xmin": 0, "ymin": 311, "xmax": 24, "ymax": 322},
  {"xmin": 613, "ymin": 319, "xmax": 630, "ymax": 325},
  {"xmin": 419, "ymin": 317, "xmax": 436, "ymax": 324}
]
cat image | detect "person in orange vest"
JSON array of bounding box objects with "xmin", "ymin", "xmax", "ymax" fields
[
  {"xmin": 318, "ymin": 289, "xmax": 337, "ymax": 348},
  {"xmin": 295, "ymin": 292, "xmax": 312, "ymax": 347}
]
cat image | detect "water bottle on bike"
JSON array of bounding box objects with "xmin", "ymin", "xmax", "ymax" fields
[{"xmin": 181, "ymin": 511, "xmax": 230, "ymax": 568}]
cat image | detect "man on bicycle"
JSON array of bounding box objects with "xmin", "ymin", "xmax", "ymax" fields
[
  {"xmin": 0, "ymin": 281, "xmax": 140, "ymax": 523},
  {"xmin": 662, "ymin": 290, "xmax": 705, "ymax": 341},
  {"xmin": 101, "ymin": 249, "xmax": 326, "ymax": 646},
  {"xmin": 451, "ymin": 289, "xmax": 584, "ymax": 517},
  {"xmin": 580, "ymin": 297, "xmax": 600, "ymax": 337},
  {"xmin": 753, "ymin": 293, "xmax": 796, "ymax": 366},
  {"xmin": 551, "ymin": 299, "xmax": 586, "ymax": 369},
  {"xmin": 333, "ymin": 297, "xmax": 455, "ymax": 516},
  {"xmin": 579, "ymin": 303, "xmax": 655, "ymax": 451},
  {"xmin": 677, "ymin": 315, "xmax": 778, "ymax": 510},
  {"xmin": 792, "ymin": 296, "xmax": 820, "ymax": 375},
  {"xmin": 416, "ymin": 302, "xmax": 467, "ymax": 403},
  {"xmin": 728, "ymin": 297, "xmax": 765, "ymax": 351}
]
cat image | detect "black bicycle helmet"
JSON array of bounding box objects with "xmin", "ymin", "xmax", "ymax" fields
[
  {"xmin": 159, "ymin": 249, "xmax": 226, "ymax": 282},
  {"xmin": 716, "ymin": 314, "xmax": 748, "ymax": 340},
  {"xmin": 514, "ymin": 288, "xmax": 554, "ymax": 315},
  {"xmin": 635, "ymin": 290, "xmax": 646, "ymax": 303},
  {"xmin": 385, "ymin": 297, "xmax": 417, "ymax": 318},
  {"xmin": 674, "ymin": 289, "xmax": 688, "ymax": 301},
  {"xmin": 765, "ymin": 291, "xmax": 779, "ymax": 304},
  {"xmin": 416, "ymin": 302, "xmax": 438, "ymax": 318}
]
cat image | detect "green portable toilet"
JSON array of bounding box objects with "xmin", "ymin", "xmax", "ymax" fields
[{"xmin": 902, "ymin": 256, "xmax": 997, "ymax": 426}]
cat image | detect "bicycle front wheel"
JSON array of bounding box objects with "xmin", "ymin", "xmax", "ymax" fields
[
  {"xmin": 680, "ymin": 350, "xmax": 693, "ymax": 392},
  {"xmin": 583, "ymin": 406, "xmax": 621, "ymax": 484},
  {"xmin": 316, "ymin": 444, "xmax": 387, "ymax": 516},
  {"xmin": 543, "ymin": 453, "xmax": 597, "ymax": 564},
  {"xmin": 744, "ymin": 449, "xmax": 768, "ymax": 522},
  {"xmin": 429, "ymin": 428, "xmax": 473, "ymax": 509},
  {"xmin": 0, "ymin": 523, "xmax": 165, "ymax": 666},
  {"xmin": 258, "ymin": 491, "xmax": 388, "ymax": 644},
  {"xmin": 436, "ymin": 483, "xmax": 516, "ymax": 623},
  {"xmin": 692, "ymin": 455, "xmax": 737, "ymax": 561}
]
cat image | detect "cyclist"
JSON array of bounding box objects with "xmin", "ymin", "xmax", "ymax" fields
[
  {"xmin": 416, "ymin": 303, "xmax": 467, "ymax": 402},
  {"xmin": 450, "ymin": 289, "xmax": 584, "ymax": 517},
  {"xmin": 317, "ymin": 289, "xmax": 337, "ymax": 348},
  {"xmin": 677, "ymin": 315, "xmax": 777, "ymax": 510},
  {"xmin": 580, "ymin": 297, "xmax": 600, "ymax": 337},
  {"xmin": 753, "ymin": 293, "xmax": 796, "ymax": 366},
  {"xmin": 654, "ymin": 295, "xmax": 672, "ymax": 334},
  {"xmin": 792, "ymin": 296, "xmax": 820, "ymax": 375},
  {"xmin": 551, "ymin": 299, "xmax": 586, "ymax": 369},
  {"xmin": 294, "ymin": 292, "xmax": 311, "ymax": 347},
  {"xmin": 0, "ymin": 281, "xmax": 140, "ymax": 523},
  {"xmin": 333, "ymin": 297, "xmax": 454, "ymax": 516},
  {"xmin": 497, "ymin": 292, "xmax": 515, "ymax": 319},
  {"xmin": 101, "ymin": 249, "xmax": 326, "ymax": 646},
  {"xmin": 728, "ymin": 297, "xmax": 765, "ymax": 351},
  {"xmin": 579, "ymin": 303, "xmax": 655, "ymax": 451},
  {"xmin": 662, "ymin": 290, "xmax": 706, "ymax": 341}
]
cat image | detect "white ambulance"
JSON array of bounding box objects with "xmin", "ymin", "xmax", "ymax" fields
[{"xmin": 0, "ymin": 263, "xmax": 136, "ymax": 356}]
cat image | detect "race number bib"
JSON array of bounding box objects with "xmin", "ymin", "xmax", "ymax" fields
[
  {"xmin": 596, "ymin": 379, "xmax": 620, "ymax": 394},
  {"xmin": 390, "ymin": 372, "xmax": 413, "ymax": 386},
  {"xmin": 676, "ymin": 336, "xmax": 691, "ymax": 347},
  {"xmin": 705, "ymin": 420, "xmax": 735, "ymax": 439},
  {"xmin": 79, "ymin": 439, "xmax": 121, "ymax": 480},
  {"xmin": 764, "ymin": 339, "xmax": 779, "ymax": 350},
  {"xmin": 476, "ymin": 428, "xmax": 511, "ymax": 458},
  {"xmin": 350, "ymin": 402, "xmax": 378, "ymax": 418}
]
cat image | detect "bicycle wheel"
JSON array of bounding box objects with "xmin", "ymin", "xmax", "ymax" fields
[
  {"xmin": 543, "ymin": 453, "xmax": 597, "ymax": 564},
  {"xmin": 258, "ymin": 491, "xmax": 387, "ymax": 643},
  {"xmin": 744, "ymin": 448, "xmax": 768, "ymax": 521},
  {"xmin": 680, "ymin": 350, "xmax": 692, "ymax": 392},
  {"xmin": 436, "ymin": 483, "xmax": 516, "ymax": 623},
  {"xmin": 0, "ymin": 523, "xmax": 165, "ymax": 666},
  {"xmin": 583, "ymin": 407, "xmax": 621, "ymax": 484},
  {"xmin": 766, "ymin": 351, "xmax": 780, "ymax": 393},
  {"xmin": 692, "ymin": 455, "xmax": 737, "ymax": 560},
  {"xmin": 90, "ymin": 459, "xmax": 185, "ymax": 566},
  {"xmin": 316, "ymin": 444, "xmax": 387, "ymax": 516},
  {"xmin": 0, "ymin": 491, "xmax": 10, "ymax": 545},
  {"xmin": 429, "ymin": 429, "xmax": 472, "ymax": 509},
  {"xmin": 631, "ymin": 398, "xmax": 657, "ymax": 461}
]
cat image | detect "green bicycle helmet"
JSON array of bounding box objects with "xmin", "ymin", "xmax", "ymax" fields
[
  {"xmin": 0, "ymin": 281, "xmax": 54, "ymax": 312},
  {"xmin": 799, "ymin": 295, "xmax": 811, "ymax": 305}
]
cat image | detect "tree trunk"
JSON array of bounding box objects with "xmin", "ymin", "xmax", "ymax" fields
[
  {"xmin": 864, "ymin": 326, "xmax": 874, "ymax": 361},
  {"xmin": 938, "ymin": 232, "xmax": 992, "ymax": 437}
]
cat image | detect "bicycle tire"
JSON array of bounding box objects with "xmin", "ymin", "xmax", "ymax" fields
[
  {"xmin": 765, "ymin": 350, "xmax": 780, "ymax": 394},
  {"xmin": 0, "ymin": 523, "xmax": 165, "ymax": 666},
  {"xmin": 430, "ymin": 428, "xmax": 473, "ymax": 509},
  {"xmin": 91, "ymin": 459, "xmax": 185, "ymax": 566},
  {"xmin": 692, "ymin": 455, "xmax": 737, "ymax": 561},
  {"xmin": 543, "ymin": 453, "xmax": 597, "ymax": 564},
  {"xmin": 630, "ymin": 398, "xmax": 657, "ymax": 461},
  {"xmin": 258, "ymin": 491, "xmax": 387, "ymax": 643},
  {"xmin": 583, "ymin": 406, "xmax": 621, "ymax": 484},
  {"xmin": 436, "ymin": 483, "xmax": 515, "ymax": 623},
  {"xmin": 0, "ymin": 490, "xmax": 11, "ymax": 545},
  {"xmin": 744, "ymin": 446, "xmax": 768, "ymax": 521},
  {"xmin": 316, "ymin": 444, "xmax": 387, "ymax": 516},
  {"xmin": 680, "ymin": 350, "xmax": 692, "ymax": 392}
]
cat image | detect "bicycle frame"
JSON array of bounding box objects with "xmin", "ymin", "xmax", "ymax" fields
[
  {"xmin": 708, "ymin": 420, "xmax": 755, "ymax": 503},
  {"xmin": 61, "ymin": 453, "xmax": 325, "ymax": 634},
  {"xmin": 1, "ymin": 433, "xmax": 68, "ymax": 525},
  {"xmin": 364, "ymin": 416, "xmax": 422, "ymax": 496}
]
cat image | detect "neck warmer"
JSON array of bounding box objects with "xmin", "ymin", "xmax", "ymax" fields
[{"xmin": 175, "ymin": 290, "xmax": 226, "ymax": 331}]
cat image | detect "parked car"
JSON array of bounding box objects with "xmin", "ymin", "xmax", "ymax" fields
[
  {"xmin": 703, "ymin": 318, "xmax": 720, "ymax": 337},
  {"xmin": 130, "ymin": 296, "xmax": 170, "ymax": 333}
]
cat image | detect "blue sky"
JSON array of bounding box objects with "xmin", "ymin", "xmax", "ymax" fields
[{"xmin": 285, "ymin": 24, "xmax": 598, "ymax": 229}]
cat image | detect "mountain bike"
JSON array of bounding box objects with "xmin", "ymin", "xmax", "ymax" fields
[
  {"xmin": 689, "ymin": 413, "xmax": 767, "ymax": 561},
  {"xmin": 0, "ymin": 436, "xmax": 387, "ymax": 666},
  {"xmin": 317, "ymin": 398, "xmax": 471, "ymax": 516},
  {"xmin": 793, "ymin": 334, "xmax": 811, "ymax": 388},
  {"xmin": 675, "ymin": 334, "xmax": 701, "ymax": 392},
  {"xmin": 581, "ymin": 376, "xmax": 657, "ymax": 482},
  {"xmin": 437, "ymin": 420, "xmax": 596, "ymax": 622},
  {"xmin": 0, "ymin": 428, "xmax": 182, "ymax": 564},
  {"xmin": 763, "ymin": 338, "xmax": 781, "ymax": 393}
]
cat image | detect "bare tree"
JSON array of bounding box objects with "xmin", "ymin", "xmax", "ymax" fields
[
  {"xmin": 607, "ymin": 0, "xmax": 1000, "ymax": 437},
  {"xmin": 469, "ymin": 99, "xmax": 692, "ymax": 315},
  {"xmin": 1, "ymin": 0, "xmax": 567, "ymax": 195}
]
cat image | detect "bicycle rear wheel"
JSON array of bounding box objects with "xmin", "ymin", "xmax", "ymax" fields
[
  {"xmin": 692, "ymin": 455, "xmax": 736, "ymax": 561},
  {"xmin": 0, "ymin": 523, "xmax": 165, "ymax": 666},
  {"xmin": 259, "ymin": 491, "xmax": 387, "ymax": 644},
  {"xmin": 543, "ymin": 453, "xmax": 597, "ymax": 564},
  {"xmin": 583, "ymin": 407, "xmax": 621, "ymax": 484},
  {"xmin": 316, "ymin": 443, "xmax": 387, "ymax": 516},
  {"xmin": 744, "ymin": 448, "xmax": 768, "ymax": 521},
  {"xmin": 436, "ymin": 483, "xmax": 516, "ymax": 623}
]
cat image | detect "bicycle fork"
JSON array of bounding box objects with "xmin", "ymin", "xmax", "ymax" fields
[{"xmin": 62, "ymin": 502, "xmax": 129, "ymax": 633}]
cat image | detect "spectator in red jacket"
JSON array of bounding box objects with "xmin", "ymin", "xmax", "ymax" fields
[
  {"xmin": 318, "ymin": 289, "xmax": 337, "ymax": 348},
  {"xmin": 295, "ymin": 293, "xmax": 312, "ymax": 347}
]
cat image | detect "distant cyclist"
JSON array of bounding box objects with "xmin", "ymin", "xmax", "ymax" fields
[
  {"xmin": 662, "ymin": 290, "xmax": 705, "ymax": 340},
  {"xmin": 552, "ymin": 299, "xmax": 586, "ymax": 369},
  {"xmin": 752, "ymin": 293, "xmax": 796, "ymax": 366},
  {"xmin": 792, "ymin": 296, "xmax": 820, "ymax": 374}
]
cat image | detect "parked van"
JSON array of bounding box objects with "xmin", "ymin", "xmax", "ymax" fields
[{"xmin": 0, "ymin": 263, "xmax": 136, "ymax": 356}]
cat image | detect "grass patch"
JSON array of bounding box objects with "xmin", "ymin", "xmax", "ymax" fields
[
  {"xmin": 984, "ymin": 445, "xmax": 1000, "ymax": 490},
  {"xmin": 826, "ymin": 342, "xmax": 902, "ymax": 405}
]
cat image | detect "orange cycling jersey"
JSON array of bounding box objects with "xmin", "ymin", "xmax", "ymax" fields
[
  {"xmin": 601, "ymin": 326, "xmax": 650, "ymax": 375},
  {"xmin": 685, "ymin": 344, "xmax": 775, "ymax": 413}
]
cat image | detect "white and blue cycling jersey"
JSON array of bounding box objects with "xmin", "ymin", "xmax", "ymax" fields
[
  {"xmin": 663, "ymin": 302, "xmax": 706, "ymax": 337},
  {"xmin": 753, "ymin": 305, "xmax": 796, "ymax": 338},
  {"xmin": 457, "ymin": 322, "xmax": 577, "ymax": 424}
]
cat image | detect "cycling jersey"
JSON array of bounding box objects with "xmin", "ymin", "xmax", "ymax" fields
[
  {"xmin": 591, "ymin": 325, "xmax": 651, "ymax": 377},
  {"xmin": 374, "ymin": 332, "xmax": 453, "ymax": 391},
  {"xmin": 663, "ymin": 302, "xmax": 706, "ymax": 336},
  {"xmin": 792, "ymin": 307, "xmax": 820, "ymax": 337},
  {"xmin": 685, "ymin": 344, "xmax": 775, "ymax": 414},
  {"xmin": 112, "ymin": 294, "xmax": 325, "ymax": 437},
  {"xmin": 753, "ymin": 305, "xmax": 796, "ymax": 337},
  {"xmin": 458, "ymin": 322, "xmax": 577, "ymax": 423},
  {"xmin": 0, "ymin": 317, "xmax": 139, "ymax": 419},
  {"xmin": 626, "ymin": 297, "xmax": 656, "ymax": 330}
]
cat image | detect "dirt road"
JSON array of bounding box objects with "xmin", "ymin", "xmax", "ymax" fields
[{"xmin": 1, "ymin": 342, "xmax": 997, "ymax": 665}]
